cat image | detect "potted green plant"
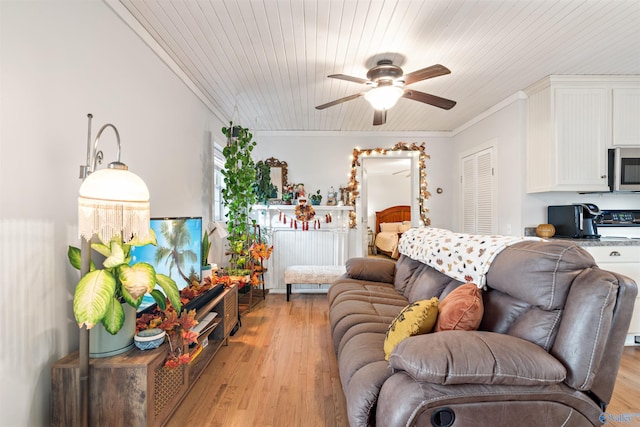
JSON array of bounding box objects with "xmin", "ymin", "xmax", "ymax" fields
[
  {"xmin": 201, "ymin": 230, "xmax": 212, "ymax": 282},
  {"xmin": 254, "ymin": 160, "xmax": 277, "ymax": 204},
  {"xmin": 310, "ymin": 189, "xmax": 322, "ymax": 205},
  {"xmin": 221, "ymin": 122, "xmax": 257, "ymax": 272},
  {"xmin": 282, "ymin": 184, "xmax": 293, "ymax": 204},
  {"xmin": 68, "ymin": 232, "xmax": 182, "ymax": 337}
]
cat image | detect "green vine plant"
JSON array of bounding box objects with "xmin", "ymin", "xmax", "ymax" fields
[
  {"xmin": 254, "ymin": 161, "xmax": 277, "ymax": 204},
  {"xmin": 221, "ymin": 123, "xmax": 257, "ymax": 273}
]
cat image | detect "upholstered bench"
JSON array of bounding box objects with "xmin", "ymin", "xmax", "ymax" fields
[{"xmin": 284, "ymin": 265, "xmax": 346, "ymax": 301}]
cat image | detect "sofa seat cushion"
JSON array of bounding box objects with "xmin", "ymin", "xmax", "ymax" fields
[
  {"xmin": 389, "ymin": 330, "xmax": 566, "ymax": 386},
  {"xmin": 338, "ymin": 333, "xmax": 396, "ymax": 426},
  {"xmin": 330, "ymin": 294, "xmax": 407, "ymax": 353},
  {"xmin": 328, "ymin": 279, "xmax": 401, "ymax": 306}
]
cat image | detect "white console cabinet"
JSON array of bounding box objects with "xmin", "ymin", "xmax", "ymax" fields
[
  {"xmin": 583, "ymin": 245, "xmax": 640, "ymax": 346},
  {"xmin": 525, "ymin": 76, "xmax": 640, "ymax": 193}
]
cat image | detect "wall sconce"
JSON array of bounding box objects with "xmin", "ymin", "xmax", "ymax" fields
[{"xmin": 76, "ymin": 113, "xmax": 150, "ymax": 426}]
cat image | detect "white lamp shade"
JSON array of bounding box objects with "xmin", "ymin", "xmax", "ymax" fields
[
  {"xmin": 78, "ymin": 168, "xmax": 150, "ymax": 243},
  {"xmin": 364, "ymin": 86, "xmax": 404, "ymax": 110}
]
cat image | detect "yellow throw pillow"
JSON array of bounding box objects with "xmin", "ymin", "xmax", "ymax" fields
[{"xmin": 384, "ymin": 298, "xmax": 439, "ymax": 361}]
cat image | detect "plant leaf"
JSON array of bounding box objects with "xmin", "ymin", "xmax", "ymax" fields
[
  {"xmin": 156, "ymin": 274, "xmax": 181, "ymax": 313},
  {"xmin": 73, "ymin": 270, "xmax": 116, "ymax": 329},
  {"xmin": 68, "ymin": 246, "xmax": 82, "ymax": 270},
  {"xmin": 128, "ymin": 228, "xmax": 157, "ymax": 247},
  {"xmin": 67, "ymin": 246, "xmax": 96, "ymax": 271},
  {"xmin": 150, "ymin": 289, "xmax": 167, "ymax": 310},
  {"xmin": 119, "ymin": 263, "xmax": 155, "ymax": 300},
  {"xmin": 101, "ymin": 296, "xmax": 125, "ymax": 335},
  {"xmin": 121, "ymin": 285, "xmax": 143, "ymax": 308},
  {"xmin": 103, "ymin": 241, "xmax": 126, "ymax": 268},
  {"xmin": 91, "ymin": 242, "xmax": 112, "ymax": 258}
]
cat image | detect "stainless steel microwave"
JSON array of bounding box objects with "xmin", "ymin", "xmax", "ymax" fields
[{"xmin": 608, "ymin": 147, "xmax": 640, "ymax": 191}]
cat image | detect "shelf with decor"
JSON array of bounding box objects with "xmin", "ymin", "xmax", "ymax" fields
[{"xmin": 51, "ymin": 283, "xmax": 238, "ymax": 427}]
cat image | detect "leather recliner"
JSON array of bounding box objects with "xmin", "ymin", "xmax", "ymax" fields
[{"xmin": 328, "ymin": 240, "xmax": 637, "ymax": 426}]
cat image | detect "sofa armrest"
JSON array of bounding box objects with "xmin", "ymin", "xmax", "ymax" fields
[
  {"xmin": 345, "ymin": 257, "xmax": 396, "ymax": 283},
  {"xmin": 388, "ymin": 330, "xmax": 566, "ymax": 386}
]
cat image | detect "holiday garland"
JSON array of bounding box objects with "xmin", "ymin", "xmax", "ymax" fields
[{"xmin": 276, "ymin": 209, "xmax": 333, "ymax": 231}]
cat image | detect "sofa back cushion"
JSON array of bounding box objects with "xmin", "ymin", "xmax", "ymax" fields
[
  {"xmin": 482, "ymin": 240, "xmax": 623, "ymax": 391},
  {"xmin": 482, "ymin": 241, "xmax": 596, "ymax": 350},
  {"xmin": 346, "ymin": 257, "xmax": 396, "ymax": 284},
  {"xmin": 486, "ymin": 241, "xmax": 593, "ymax": 310},
  {"xmin": 395, "ymin": 255, "xmax": 461, "ymax": 301}
]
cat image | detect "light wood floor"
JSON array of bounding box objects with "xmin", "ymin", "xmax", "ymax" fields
[{"xmin": 168, "ymin": 294, "xmax": 639, "ymax": 427}]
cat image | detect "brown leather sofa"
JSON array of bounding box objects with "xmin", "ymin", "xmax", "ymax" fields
[{"xmin": 328, "ymin": 240, "xmax": 637, "ymax": 427}]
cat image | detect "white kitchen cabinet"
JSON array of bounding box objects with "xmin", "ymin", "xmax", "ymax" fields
[
  {"xmin": 612, "ymin": 87, "xmax": 640, "ymax": 146},
  {"xmin": 526, "ymin": 76, "xmax": 640, "ymax": 193},
  {"xmin": 583, "ymin": 245, "xmax": 640, "ymax": 345}
]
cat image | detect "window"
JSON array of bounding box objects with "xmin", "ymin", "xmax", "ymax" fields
[
  {"xmin": 213, "ymin": 142, "xmax": 226, "ymax": 221},
  {"xmin": 461, "ymin": 146, "xmax": 495, "ymax": 234}
]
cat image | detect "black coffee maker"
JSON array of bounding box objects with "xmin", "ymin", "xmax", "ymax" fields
[{"xmin": 547, "ymin": 203, "xmax": 601, "ymax": 239}]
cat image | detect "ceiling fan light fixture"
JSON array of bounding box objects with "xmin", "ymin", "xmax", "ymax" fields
[{"xmin": 364, "ymin": 86, "xmax": 404, "ymax": 110}]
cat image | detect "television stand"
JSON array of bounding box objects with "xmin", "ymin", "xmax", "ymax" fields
[{"xmin": 51, "ymin": 284, "xmax": 238, "ymax": 427}]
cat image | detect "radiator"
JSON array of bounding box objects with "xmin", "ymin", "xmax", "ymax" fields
[{"xmin": 255, "ymin": 205, "xmax": 351, "ymax": 291}]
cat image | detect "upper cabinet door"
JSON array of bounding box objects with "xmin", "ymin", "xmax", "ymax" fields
[
  {"xmin": 612, "ymin": 88, "xmax": 640, "ymax": 146},
  {"xmin": 554, "ymin": 87, "xmax": 610, "ymax": 189},
  {"xmin": 526, "ymin": 76, "xmax": 640, "ymax": 194}
]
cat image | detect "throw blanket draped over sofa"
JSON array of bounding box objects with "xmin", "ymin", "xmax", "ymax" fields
[{"xmin": 328, "ymin": 229, "xmax": 637, "ymax": 427}]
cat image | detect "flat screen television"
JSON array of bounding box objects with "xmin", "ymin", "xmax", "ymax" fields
[{"xmin": 130, "ymin": 217, "xmax": 202, "ymax": 312}]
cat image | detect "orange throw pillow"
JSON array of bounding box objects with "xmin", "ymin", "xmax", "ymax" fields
[{"xmin": 434, "ymin": 283, "xmax": 484, "ymax": 332}]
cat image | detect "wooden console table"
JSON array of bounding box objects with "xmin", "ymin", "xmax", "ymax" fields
[{"xmin": 51, "ymin": 284, "xmax": 238, "ymax": 427}]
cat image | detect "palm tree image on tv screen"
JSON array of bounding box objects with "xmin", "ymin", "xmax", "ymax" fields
[{"xmin": 130, "ymin": 217, "xmax": 202, "ymax": 311}]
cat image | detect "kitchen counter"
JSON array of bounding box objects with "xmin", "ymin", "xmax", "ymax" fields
[{"xmin": 548, "ymin": 237, "xmax": 640, "ymax": 247}]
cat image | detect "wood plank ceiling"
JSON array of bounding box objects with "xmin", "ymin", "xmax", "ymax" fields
[{"xmin": 112, "ymin": 0, "xmax": 640, "ymax": 132}]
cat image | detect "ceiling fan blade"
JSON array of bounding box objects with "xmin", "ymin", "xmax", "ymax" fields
[
  {"xmin": 403, "ymin": 89, "xmax": 456, "ymax": 110},
  {"xmin": 315, "ymin": 93, "xmax": 363, "ymax": 110},
  {"xmin": 402, "ymin": 64, "xmax": 451, "ymax": 85},
  {"xmin": 373, "ymin": 109, "xmax": 387, "ymax": 126},
  {"xmin": 328, "ymin": 74, "xmax": 370, "ymax": 85}
]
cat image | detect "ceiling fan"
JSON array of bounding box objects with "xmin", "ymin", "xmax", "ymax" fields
[{"xmin": 316, "ymin": 59, "xmax": 456, "ymax": 126}]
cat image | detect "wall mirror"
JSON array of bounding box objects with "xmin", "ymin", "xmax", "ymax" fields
[
  {"xmin": 348, "ymin": 142, "xmax": 430, "ymax": 255},
  {"xmin": 264, "ymin": 157, "xmax": 288, "ymax": 198}
]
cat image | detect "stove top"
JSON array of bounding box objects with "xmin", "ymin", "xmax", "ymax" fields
[{"xmin": 596, "ymin": 210, "xmax": 640, "ymax": 227}]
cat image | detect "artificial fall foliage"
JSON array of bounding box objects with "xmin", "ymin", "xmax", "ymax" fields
[
  {"xmin": 137, "ymin": 304, "xmax": 199, "ymax": 369},
  {"xmin": 160, "ymin": 308, "xmax": 198, "ymax": 369},
  {"xmin": 249, "ymin": 241, "xmax": 273, "ymax": 261}
]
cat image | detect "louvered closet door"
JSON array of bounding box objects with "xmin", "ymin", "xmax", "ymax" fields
[{"xmin": 461, "ymin": 147, "xmax": 495, "ymax": 234}]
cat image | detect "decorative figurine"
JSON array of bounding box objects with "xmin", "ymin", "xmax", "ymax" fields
[{"xmin": 327, "ymin": 186, "xmax": 337, "ymax": 206}]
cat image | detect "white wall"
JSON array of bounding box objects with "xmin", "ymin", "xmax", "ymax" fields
[
  {"xmin": 367, "ymin": 173, "xmax": 411, "ymax": 227},
  {"xmin": 0, "ymin": 2, "xmax": 223, "ymax": 425},
  {"xmin": 451, "ymin": 94, "xmax": 640, "ymax": 236},
  {"xmin": 252, "ymin": 132, "xmax": 455, "ymax": 256},
  {"xmin": 253, "ymin": 132, "xmax": 455, "ymax": 228},
  {"xmin": 452, "ymin": 96, "xmax": 528, "ymax": 235}
]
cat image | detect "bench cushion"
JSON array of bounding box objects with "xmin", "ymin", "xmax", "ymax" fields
[{"xmin": 285, "ymin": 265, "xmax": 346, "ymax": 284}]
